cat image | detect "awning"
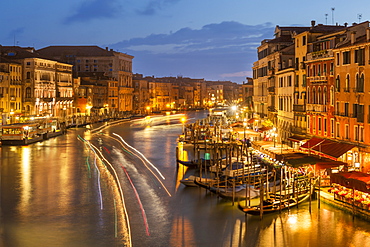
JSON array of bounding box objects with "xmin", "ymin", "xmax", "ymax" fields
[
  {"xmin": 258, "ymin": 126, "xmax": 272, "ymax": 132},
  {"xmin": 247, "ymin": 118, "xmax": 257, "ymax": 123},
  {"xmin": 314, "ymin": 161, "xmax": 348, "ymax": 170},
  {"xmin": 283, "ymin": 153, "xmax": 321, "ymax": 167},
  {"xmin": 287, "ymin": 135, "xmax": 307, "ymax": 143},
  {"xmin": 300, "ymin": 137, "xmax": 325, "ymax": 149},
  {"xmin": 331, "ymin": 172, "xmax": 370, "ymax": 193},
  {"xmin": 312, "ymin": 139, "xmax": 355, "ymax": 160}
]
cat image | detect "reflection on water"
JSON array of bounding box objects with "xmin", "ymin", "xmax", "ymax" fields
[
  {"xmin": 19, "ymin": 147, "xmax": 31, "ymax": 214},
  {"xmin": 1, "ymin": 111, "xmax": 370, "ymax": 247}
]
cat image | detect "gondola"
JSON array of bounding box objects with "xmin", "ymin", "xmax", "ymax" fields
[{"xmin": 238, "ymin": 186, "xmax": 313, "ymax": 215}]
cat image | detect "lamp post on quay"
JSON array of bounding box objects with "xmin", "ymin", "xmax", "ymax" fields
[{"xmin": 181, "ymin": 117, "xmax": 186, "ymax": 135}]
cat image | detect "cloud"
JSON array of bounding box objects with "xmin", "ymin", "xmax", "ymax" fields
[
  {"xmin": 109, "ymin": 21, "xmax": 274, "ymax": 82},
  {"xmin": 220, "ymin": 71, "xmax": 252, "ymax": 79},
  {"xmin": 136, "ymin": 0, "xmax": 181, "ymax": 15},
  {"xmin": 64, "ymin": 0, "xmax": 122, "ymax": 24}
]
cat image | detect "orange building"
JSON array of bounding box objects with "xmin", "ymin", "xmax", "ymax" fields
[{"xmin": 333, "ymin": 22, "xmax": 370, "ymax": 172}]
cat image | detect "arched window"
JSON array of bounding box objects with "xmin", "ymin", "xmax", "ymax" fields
[
  {"xmin": 330, "ymin": 86, "xmax": 334, "ymax": 106},
  {"xmin": 312, "ymin": 88, "xmax": 316, "ymax": 104},
  {"xmin": 318, "ymin": 87, "xmax": 322, "ymax": 104},
  {"xmin": 345, "ymin": 74, "xmax": 350, "ymax": 92},
  {"xmin": 307, "ymin": 87, "xmax": 310, "ymax": 104},
  {"xmin": 323, "ymin": 87, "xmax": 327, "ymax": 105},
  {"xmin": 25, "ymin": 87, "xmax": 31, "ymax": 98},
  {"xmin": 358, "ymin": 73, "xmax": 364, "ymax": 92},
  {"xmin": 335, "ymin": 75, "xmax": 340, "ymax": 92}
]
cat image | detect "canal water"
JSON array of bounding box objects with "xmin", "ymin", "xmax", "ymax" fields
[{"xmin": 1, "ymin": 110, "xmax": 370, "ymax": 247}]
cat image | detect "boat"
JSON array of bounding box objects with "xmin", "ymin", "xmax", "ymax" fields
[
  {"xmin": 180, "ymin": 175, "xmax": 218, "ymax": 187},
  {"xmin": 177, "ymin": 160, "xmax": 198, "ymax": 167},
  {"xmin": 238, "ymin": 183, "xmax": 313, "ymax": 215},
  {"xmin": 1, "ymin": 123, "xmax": 45, "ymax": 145},
  {"xmin": 193, "ymin": 177, "xmax": 224, "ymax": 189},
  {"xmin": 1, "ymin": 118, "xmax": 65, "ymax": 145},
  {"xmin": 211, "ymin": 180, "xmax": 281, "ymax": 201}
]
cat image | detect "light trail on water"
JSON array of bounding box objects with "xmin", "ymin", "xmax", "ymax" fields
[
  {"xmin": 121, "ymin": 165, "xmax": 150, "ymax": 236},
  {"xmin": 77, "ymin": 135, "xmax": 132, "ymax": 246},
  {"xmin": 113, "ymin": 133, "xmax": 166, "ymax": 180},
  {"xmin": 105, "ymin": 133, "xmax": 172, "ymax": 197}
]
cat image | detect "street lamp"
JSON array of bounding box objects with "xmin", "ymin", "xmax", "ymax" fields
[{"xmin": 181, "ymin": 117, "xmax": 186, "ymax": 135}]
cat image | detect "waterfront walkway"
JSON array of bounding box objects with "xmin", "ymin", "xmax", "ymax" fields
[{"xmin": 319, "ymin": 188, "xmax": 370, "ymax": 221}]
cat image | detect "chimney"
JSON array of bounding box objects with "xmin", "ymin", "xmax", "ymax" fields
[
  {"xmin": 351, "ymin": 31, "xmax": 356, "ymax": 44},
  {"xmin": 106, "ymin": 47, "xmax": 108, "ymax": 50},
  {"xmin": 311, "ymin": 20, "xmax": 316, "ymax": 27},
  {"xmin": 367, "ymin": 28, "xmax": 370, "ymax": 41}
]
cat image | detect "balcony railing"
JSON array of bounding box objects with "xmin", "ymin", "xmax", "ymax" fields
[
  {"xmin": 293, "ymin": 104, "xmax": 306, "ymax": 112},
  {"xmin": 267, "ymin": 106, "xmax": 277, "ymax": 112},
  {"xmin": 307, "ymin": 50, "xmax": 333, "ymax": 61},
  {"xmin": 267, "ymin": 86, "xmax": 275, "ymax": 93},
  {"xmin": 306, "ymin": 104, "xmax": 327, "ymax": 112}
]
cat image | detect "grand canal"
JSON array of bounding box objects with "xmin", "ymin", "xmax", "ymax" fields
[{"xmin": 1, "ymin": 111, "xmax": 370, "ymax": 247}]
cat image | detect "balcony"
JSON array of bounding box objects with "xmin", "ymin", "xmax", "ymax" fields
[
  {"xmin": 267, "ymin": 106, "xmax": 277, "ymax": 112},
  {"xmin": 308, "ymin": 76, "xmax": 328, "ymax": 83},
  {"xmin": 293, "ymin": 104, "xmax": 306, "ymax": 112},
  {"xmin": 267, "ymin": 86, "xmax": 275, "ymax": 93},
  {"xmin": 307, "ymin": 50, "xmax": 333, "ymax": 61},
  {"xmin": 306, "ymin": 104, "xmax": 327, "ymax": 112}
]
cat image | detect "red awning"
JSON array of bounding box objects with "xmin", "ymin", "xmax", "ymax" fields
[
  {"xmin": 312, "ymin": 139, "xmax": 355, "ymax": 160},
  {"xmin": 300, "ymin": 137, "xmax": 325, "ymax": 149},
  {"xmin": 331, "ymin": 172, "xmax": 370, "ymax": 193},
  {"xmin": 247, "ymin": 118, "xmax": 257, "ymax": 123},
  {"xmin": 287, "ymin": 135, "xmax": 307, "ymax": 143},
  {"xmin": 315, "ymin": 161, "xmax": 347, "ymax": 170},
  {"xmin": 258, "ymin": 126, "xmax": 272, "ymax": 132}
]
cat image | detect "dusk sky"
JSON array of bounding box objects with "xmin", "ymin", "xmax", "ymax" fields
[{"xmin": 2, "ymin": 0, "xmax": 369, "ymax": 83}]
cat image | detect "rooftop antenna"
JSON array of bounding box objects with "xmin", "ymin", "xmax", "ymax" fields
[
  {"xmin": 331, "ymin": 7, "xmax": 335, "ymax": 25},
  {"xmin": 358, "ymin": 14, "xmax": 362, "ymax": 23},
  {"xmin": 325, "ymin": 14, "xmax": 328, "ymax": 24}
]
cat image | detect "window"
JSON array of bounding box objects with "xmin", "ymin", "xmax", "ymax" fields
[
  {"xmin": 354, "ymin": 126, "xmax": 359, "ymax": 141},
  {"xmin": 302, "ymin": 36, "xmax": 306, "ymax": 46},
  {"xmin": 287, "ymin": 75, "xmax": 292, "ymax": 86},
  {"xmin": 344, "ymin": 102, "xmax": 349, "ymax": 116},
  {"xmin": 335, "ymin": 75, "xmax": 340, "ymax": 92},
  {"xmin": 357, "ymin": 74, "xmax": 364, "ymax": 92},
  {"xmin": 359, "ymin": 126, "xmax": 364, "ymax": 142},
  {"xmin": 318, "ymin": 87, "xmax": 322, "ymax": 104},
  {"xmin": 336, "ymin": 53, "xmax": 340, "ymax": 66},
  {"xmin": 353, "ymin": 103, "xmax": 358, "ymax": 118},
  {"xmin": 345, "ymin": 75, "xmax": 350, "ymax": 92},
  {"xmin": 330, "ymin": 87, "xmax": 334, "ymax": 106},
  {"xmin": 357, "ymin": 104, "xmax": 364, "ymax": 123},
  {"xmin": 345, "ymin": 124, "xmax": 349, "ymax": 139},
  {"xmin": 355, "ymin": 49, "xmax": 365, "ymax": 65},
  {"xmin": 330, "ymin": 62, "xmax": 334, "ymax": 75},
  {"xmin": 331, "ymin": 119, "xmax": 334, "ymax": 137},
  {"xmin": 25, "ymin": 87, "xmax": 31, "ymax": 98},
  {"xmin": 303, "ymin": 75, "xmax": 306, "ymax": 87},
  {"xmin": 343, "ymin": 51, "xmax": 351, "ymax": 65}
]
